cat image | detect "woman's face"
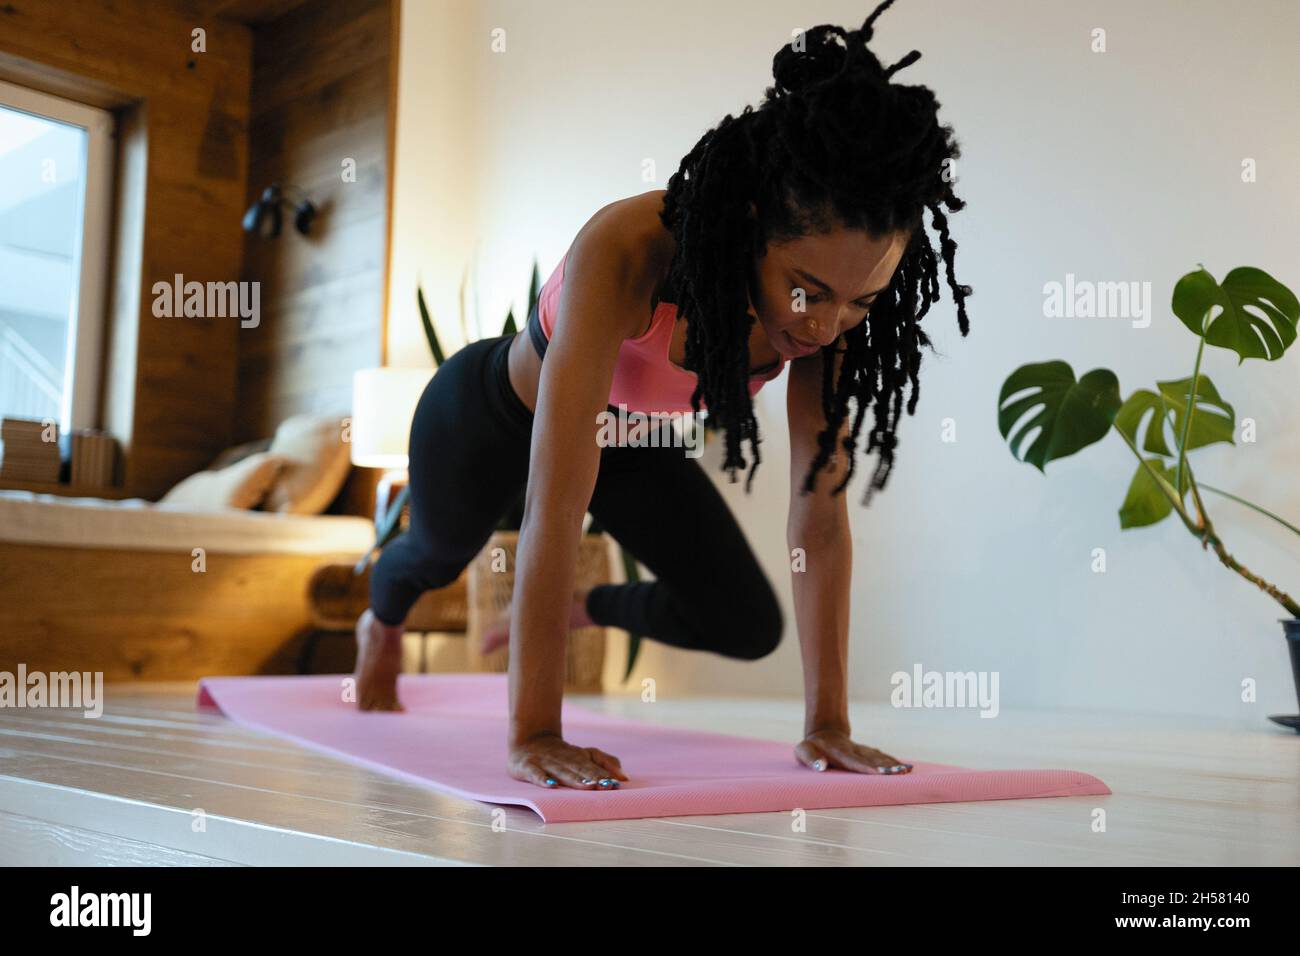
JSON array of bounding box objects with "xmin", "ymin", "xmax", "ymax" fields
[{"xmin": 749, "ymin": 224, "xmax": 909, "ymax": 359}]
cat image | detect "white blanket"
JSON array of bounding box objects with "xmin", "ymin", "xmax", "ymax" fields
[{"xmin": 0, "ymin": 490, "xmax": 375, "ymax": 556}]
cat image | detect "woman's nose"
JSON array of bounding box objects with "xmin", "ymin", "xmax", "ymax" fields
[{"xmin": 803, "ymin": 315, "xmax": 840, "ymax": 347}]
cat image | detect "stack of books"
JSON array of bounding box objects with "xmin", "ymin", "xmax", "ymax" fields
[
  {"xmin": 71, "ymin": 429, "xmax": 117, "ymax": 487},
  {"xmin": 0, "ymin": 417, "xmax": 61, "ymax": 482}
]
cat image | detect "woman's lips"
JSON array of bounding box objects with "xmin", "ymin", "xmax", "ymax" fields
[{"xmin": 783, "ymin": 330, "xmax": 821, "ymax": 357}]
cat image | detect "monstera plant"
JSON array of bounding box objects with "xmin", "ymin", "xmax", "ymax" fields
[{"xmin": 998, "ymin": 266, "xmax": 1300, "ymax": 729}]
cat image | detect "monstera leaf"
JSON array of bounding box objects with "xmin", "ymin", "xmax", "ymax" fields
[
  {"xmin": 998, "ymin": 362, "xmax": 1122, "ymax": 470},
  {"xmin": 1119, "ymin": 457, "xmax": 1191, "ymax": 529},
  {"xmin": 1172, "ymin": 267, "xmax": 1299, "ymax": 362},
  {"xmin": 1113, "ymin": 375, "xmax": 1235, "ymax": 457}
]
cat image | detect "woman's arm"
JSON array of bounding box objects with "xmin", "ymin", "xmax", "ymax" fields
[
  {"xmin": 506, "ymin": 212, "xmax": 657, "ymax": 789},
  {"xmin": 785, "ymin": 349, "xmax": 912, "ymax": 774},
  {"xmin": 786, "ymin": 352, "xmax": 853, "ymax": 736}
]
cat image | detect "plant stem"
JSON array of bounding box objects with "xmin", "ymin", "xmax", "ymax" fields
[
  {"xmin": 1113, "ymin": 426, "xmax": 1299, "ymax": 617},
  {"xmin": 1112, "ymin": 424, "xmax": 1198, "ymax": 535},
  {"xmin": 1181, "ymin": 460, "xmax": 1299, "ymax": 617},
  {"xmin": 1196, "ymin": 510, "xmax": 1300, "ymax": 617},
  {"xmin": 1198, "ymin": 483, "xmax": 1300, "ymax": 538},
  {"xmin": 1174, "ymin": 331, "xmax": 1207, "ymax": 494},
  {"xmin": 1184, "ymin": 456, "xmax": 1211, "ymax": 528}
]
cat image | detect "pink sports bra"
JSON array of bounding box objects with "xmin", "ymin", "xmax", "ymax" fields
[{"xmin": 528, "ymin": 250, "xmax": 787, "ymax": 415}]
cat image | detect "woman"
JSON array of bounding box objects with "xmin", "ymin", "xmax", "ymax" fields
[{"xmin": 357, "ymin": 0, "xmax": 971, "ymax": 791}]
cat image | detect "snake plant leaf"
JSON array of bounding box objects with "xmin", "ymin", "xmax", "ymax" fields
[
  {"xmin": 998, "ymin": 362, "xmax": 1122, "ymax": 471},
  {"xmin": 501, "ymin": 307, "xmax": 517, "ymax": 337},
  {"xmin": 417, "ymin": 284, "xmax": 447, "ymax": 366},
  {"xmin": 527, "ymin": 259, "xmax": 541, "ymax": 319},
  {"xmin": 1119, "ymin": 457, "xmax": 1190, "ymax": 529},
  {"xmin": 355, "ymin": 485, "xmax": 411, "ymax": 573},
  {"xmin": 1172, "ymin": 266, "xmax": 1299, "ymax": 362},
  {"xmin": 1114, "ymin": 375, "xmax": 1235, "ymax": 456}
]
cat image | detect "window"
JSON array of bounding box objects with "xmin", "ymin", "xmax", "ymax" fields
[{"xmin": 0, "ymin": 80, "xmax": 112, "ymax": 433}]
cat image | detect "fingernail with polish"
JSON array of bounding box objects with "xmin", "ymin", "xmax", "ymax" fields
[
  {"xmin": 812, "ymin": 759, "xmax": 826, "ymax": 772},
  {"xmin": 598, "ymin": 778, "xmax": 612, "ymax": 788},
  {"xmin": 544, "ymin": 777, "xmax": 557, "ymax": 787},
  {"xmin": 581, "ymin": 778, "xmax": 595, "ymax": 785}
]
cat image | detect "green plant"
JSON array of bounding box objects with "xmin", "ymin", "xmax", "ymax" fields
[{"xmin": 998, "ymin": 265, "xmax": 1299, "ymax": 618}]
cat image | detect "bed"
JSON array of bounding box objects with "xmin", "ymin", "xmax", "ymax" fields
[{"xmin": 0, "ymin": 488, "xmax": 376, "ymax": 681}]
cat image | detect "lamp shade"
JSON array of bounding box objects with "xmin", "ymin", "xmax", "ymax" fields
[{"xmin": 350, "ymin": 367, "xmax": 432, "ymax": 468}]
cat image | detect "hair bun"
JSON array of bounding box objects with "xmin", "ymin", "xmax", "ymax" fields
[
  {"xmin": 770, "ymin": 26, "xmax": 852, "ymax": 97},
  {"xmin": 769, "ymin": 22, "xmax": 897, "ymax": 102}
]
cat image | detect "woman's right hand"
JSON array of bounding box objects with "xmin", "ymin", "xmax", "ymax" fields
[{"xmin": 508, "ymin": 733, "xmax": 629, "ymax": 790}]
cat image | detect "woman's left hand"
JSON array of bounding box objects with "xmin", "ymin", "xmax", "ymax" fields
[{"xmin": 796, "ymin": 729, "xmax": 913, "ymax": 775}]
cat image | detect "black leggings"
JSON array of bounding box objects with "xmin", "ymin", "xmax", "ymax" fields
[{"xmin": 369, "ymin": 326, "xmax": 783, "ymax": 660}]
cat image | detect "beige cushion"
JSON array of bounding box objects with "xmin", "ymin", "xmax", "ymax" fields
[
  {"xmin": 159, "ymin": 451, "xmax": 289, "ymax": 510},
  {"xmin": 209, "ymin": 437, "xmax": 272, "ymax": 471},
  {"xmin": 262, "ymin": 413, "xmax": 352, "ymax": 515}
]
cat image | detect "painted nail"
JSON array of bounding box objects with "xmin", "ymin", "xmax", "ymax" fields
[
  {"xmin": 598, "ymin": 778, "xmax": 613, "ymax": 788},
  {"xmin": 812, "ymin": 759, "xmax": 826, "ymax": 772},
  {"xmin": 544, "ymin": 777, "xmax": 557, "ymax": 787},
  {"xmin": 581, "ymin": 778, "xmax": 595, "ymax": 785}
]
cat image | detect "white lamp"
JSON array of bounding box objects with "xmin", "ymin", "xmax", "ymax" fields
[
  {"xmin": 351, "ymin": 366, "xmax": 432, "ymax": 524},
  {"xmin": 350, "ymin": 367, "xmax": 431, "ymax": 468}
]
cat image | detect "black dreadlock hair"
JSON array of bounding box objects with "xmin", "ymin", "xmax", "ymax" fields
[{"xmin": 658, "ymin": 0, "xmax": 971, "ymax": 504}]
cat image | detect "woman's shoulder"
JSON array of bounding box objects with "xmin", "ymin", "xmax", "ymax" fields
[
  {"xmin": 574, "ymin": 190, "xmax": 672, "ymax": 280},
  {"xmin": 565, "ymin": 190, "xmax": 676, "ymax": 333}
]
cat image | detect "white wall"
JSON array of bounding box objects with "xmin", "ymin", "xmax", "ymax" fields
[{"xmin": 391, "ymin": 0, "xmax": 1300, "ymax": 721}]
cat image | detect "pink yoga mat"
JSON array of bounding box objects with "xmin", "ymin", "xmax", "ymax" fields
[{"xmin": 196, "ymin": 674, "xmax": 1110, "ymax": 823}]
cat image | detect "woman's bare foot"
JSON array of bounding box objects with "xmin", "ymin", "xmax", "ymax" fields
[
  {"xmin": 480, "ymin": 589, "xmax": 595, "ymax": 655},
  {"xmin": 354, "ymin": 608, "xmax": 404, "ymax": 711}
]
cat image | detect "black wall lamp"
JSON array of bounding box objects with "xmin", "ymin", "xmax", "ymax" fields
[{"xmin": 242, "ymin": 182, "xmax": 318, "ymax": 237}]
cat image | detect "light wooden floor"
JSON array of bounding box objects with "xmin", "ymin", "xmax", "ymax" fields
[{"xmin": 1, "ymin": 683, "xmax": 1296, "ymax": 866}]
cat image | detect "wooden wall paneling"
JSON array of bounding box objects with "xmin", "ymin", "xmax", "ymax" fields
[
  {"xmin": 0, "ymin": 0, "xmax": 254, "ymax": 499},
  {"xmin": 236, "ymin": 0, "xmax": 393, "ymax": 442},
  {"xmin": 181, "ymin": 0, "xmax": 314, "ymax": 25}
]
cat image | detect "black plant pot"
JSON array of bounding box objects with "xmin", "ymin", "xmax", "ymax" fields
[{"xmin": 1267, "ymin": 618, "xmax": 1300, "ymax": 732}]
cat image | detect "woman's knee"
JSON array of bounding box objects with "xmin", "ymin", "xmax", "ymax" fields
[
  {"xmin": 370, "ymin": 533, "xmax": 463, "ymax": 612},
  {"xmin": 730, "ymin": 576, "xmax": 784, "ymax": 659},
  {"xmin": 687, "ymin": 572, "xmax": 783, "ymax": 660}
]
